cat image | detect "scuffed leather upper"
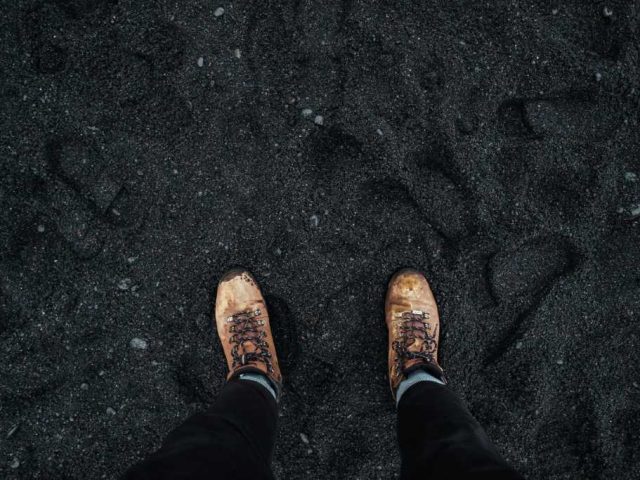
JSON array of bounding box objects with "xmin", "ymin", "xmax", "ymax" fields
[
  {"xmin": 385, "ymin": 269, "xmax": 442, "ymax": 395},
  {"xmin": 215, "ymin": 269, "xmax": 282, "ymax": 385}
]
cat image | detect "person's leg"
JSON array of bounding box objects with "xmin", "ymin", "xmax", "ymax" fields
[
  {"xmin": 397, "ymin": 374, "xmax": 524, "ymax": 480},
  {"xmin": 124, "ymin": 377, "xmax": 278, "ymax": 480},
  {"xmin": 124, "ymin": 269, "xmax": 283, "ymax": 480},
  {"xmin": 385, "ymin": 269, "xmax": 523, "ymax": 480}
]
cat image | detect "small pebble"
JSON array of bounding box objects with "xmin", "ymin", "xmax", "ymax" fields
[
  {"xmin": 274, "ymin": 248, "xmax": 282, "ymax": 256},
  {"xmin": 603, "ymin": 6, "xmax": 613, "ymax": 17},
  {"xmin": 234, "ymin": 48, "xmax": 241, "ymax": 59},
  {"xmin": 197, "ymin": 57, "xmax": 204, "ymax": 67},
  {"xmin": 595, "ymin": 72, "xmax": 602, "ymax": 82},
  {"xmin": 630, "ymin": 205, "xmax": 640, "ymax": 217},
  {"xmin": 633, "ymin": 381, "xmax": 639, "ymax": 388},
  {"xmin": 515, "ymin": 341, "xmax": 523, "ymax": 350},
  {"xmin": 80, "ymin": 383, "xmax": 89, "ymax": 390},
  {"xmin": 37, "ymin": 224, "xmax": 45, "ymax": 233},
  {"xmin": 130, "ymin": 337, "xmax": 148, "ymax": 350},
  {"xmin": 118, "ymin": 278, "xmax": 132, "ymax": 290},
  {"xmin": 214, "ymin": 7, "xmax": 225, "ymax": 17},
  {"xmin": 106, "ymin": 407, "xmax": 116, "ymax": 416},
  {"xmin": 556, "ymin": 359, "xmax": 564, "ymax": 365},
  {"xmin": 10, "ymin": 458, "xmax": 19, "ymax": 469},
  {"xmin": 310, "ymin": 215, "xmax": 319, "ymax": 228},
  {"xmin": 301, "ymin": 108, "xmax": 313, "ymax": 118},
  {"xmin": 7, "ymin": 424, "xmax": 19, "ymax": 438},
  {"xmin": 624, "ymin": 171, "xmax": 637, "ymax": 182},
  {"xmin": 314, "ymin": 115, "xmax": 324, "ymax": 126},
  {"xmin": 300, "ymin": 433, "xmax": 309, "ymax": 444},
  {"xmin": 376, "ymin": 128, "xmax": 383, "ymax": 136},
  {"xmin": 551, "ymin": 8, "xmax": 559, "ymax": 15}
]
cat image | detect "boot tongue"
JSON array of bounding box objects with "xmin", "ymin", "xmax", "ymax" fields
[
  {"xmin": 237, "ymin": 312, "xmax": 261, "ymax": 354},
  {"xmin": 406, "ymin": 319, "xmax": 425, "ymax": 352},
  {"xmin": 241, "ymin": 341, "xmax": 258, "ymax": 354}
]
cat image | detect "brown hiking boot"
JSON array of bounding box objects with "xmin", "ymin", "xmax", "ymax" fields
[
  {"xmin": 215, "ymin": 269, "xmax": 282, "ymax": 392},
  {"xmin": 385, "ymin": 268, "xmax": 445, "ymax": 398}
]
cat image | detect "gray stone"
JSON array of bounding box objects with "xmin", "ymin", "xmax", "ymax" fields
[
  {"xmin": 7, "ymin": 424, "xmax": 19, "ymax": 438},
  {"xmin": 130, "ymin": 337, "xmax": 148, "ymax": 350}
]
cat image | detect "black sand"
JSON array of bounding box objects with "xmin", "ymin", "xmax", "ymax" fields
[{"xmin": 1, "ymin": 1, "xmax": 640, "ymax": 478}]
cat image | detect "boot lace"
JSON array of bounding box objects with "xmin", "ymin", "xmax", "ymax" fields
[
  {"xmin": 226, "ymin": 308, "xmax": 274, "ymax": 373},
  {"xmin": 392, "ymin": 310, "xmax": 438, "ymax": 376}
]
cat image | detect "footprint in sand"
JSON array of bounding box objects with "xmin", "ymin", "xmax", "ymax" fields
[
  {"xmin": 400, "ymin": 143, "xmax": 476, "ymax": 242},
  {"xmin": 43, "ymin": 135, "xmax": 144, "ymax": 259},
  {"xmin": 498, "ymin": 90, "xmax": 622, "ymax": 142},
  {"xmin": 22, "ymin": 2, "xmax": 69, "ymax": 74},
  {"xmin": 488, "ymin": 236, "xmax": 574, "ymax": 303},
  {"xmin": 482, "ymin": 236, "xmax": 575, "ymax": 365}
]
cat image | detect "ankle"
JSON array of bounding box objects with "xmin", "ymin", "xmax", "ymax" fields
[
  {"xmin": 232, "ymin": 369, "xmax": 280, "ymax": 401},
  {"xmin": 396, "ymin": 368, "xmax": 446, "ymax": 405}
]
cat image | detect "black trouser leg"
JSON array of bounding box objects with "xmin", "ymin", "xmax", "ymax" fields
[
  {"xmin": 124, "ymin": 379, "xmax": 278, "ymax": 480},
  {"xmin": 398, "ymin": 382, "xmax": 524, "ymax": 480}
]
